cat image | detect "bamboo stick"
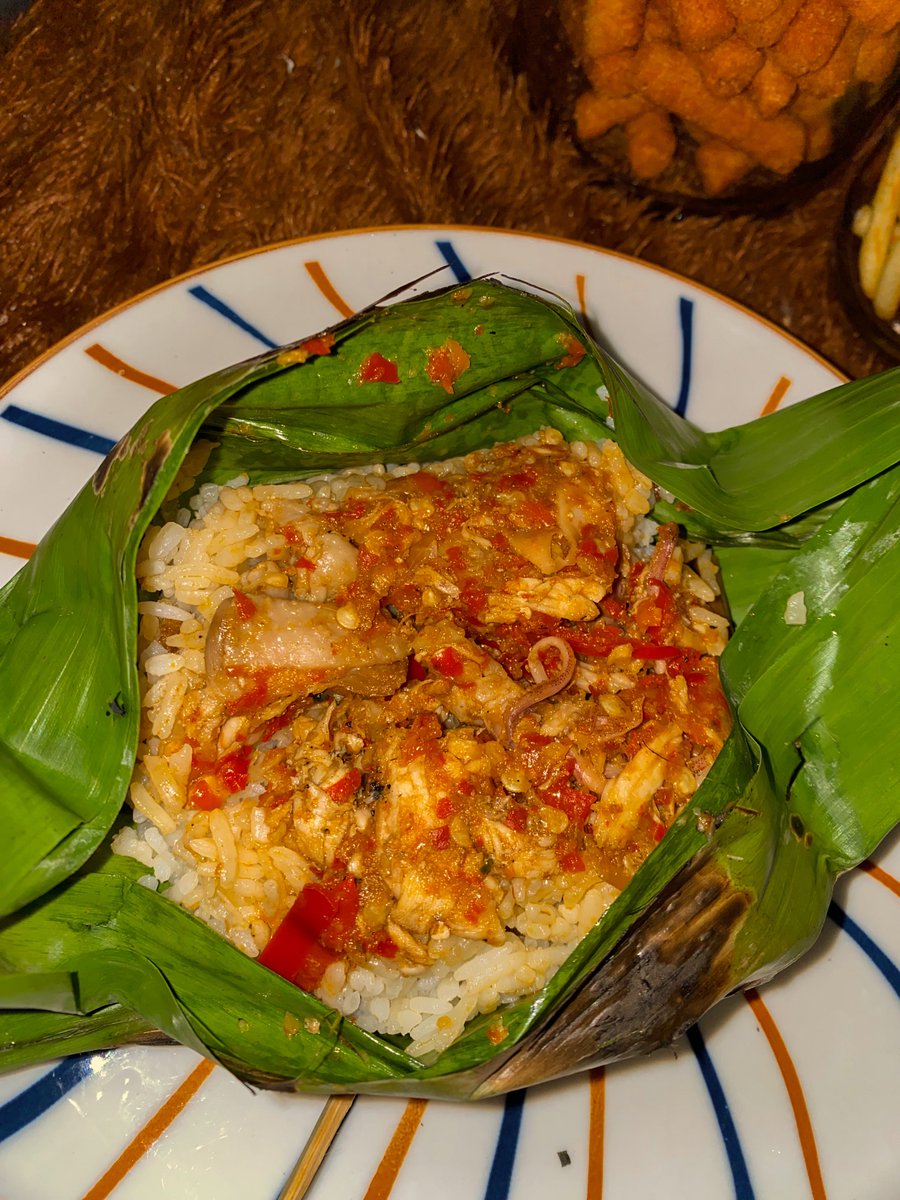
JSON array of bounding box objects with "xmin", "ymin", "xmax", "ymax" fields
[{"xmin": 277, "ymin": 1094, "xmax": 357, "ymax": 1200}]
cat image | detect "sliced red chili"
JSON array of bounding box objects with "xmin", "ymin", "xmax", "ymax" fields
[
  {"xmin": 430, "ymin": 824, "xmax": 451, "ymax": 849},
  {"xmin": 519, "ymin": 499, "xmax": 556, "ymax": 528},
  {"xmin": 358, "ymin": 351, "xmax": 400, "ymax": 384},
  {"xmin": 555, "ymin": 332, "xmax": 586, "ymax": 369},
  {"xmin": 259, "ymin": 877, "xmax": 360, "ymax": 992},
  {"xmin": 566, "ymin": 626, "xmax": 623, "ymax": 657},
  {"xmin": 299, "ymin": 333, "xmax": 335, "ymax": 358},
  {"xmin": 188, "ymin": 777, "xmax": 222, "ymax": 811},
  {"xmin": 629, "ymin": 642, "xmax": 682, "ymax": 660},
  {"xmin": 405, "ymin": 470, "xmax": 451, "ymax": 496},
  {"xmin": 232, "ymin": 589, "xmax": 257, "ymax": 620},
  {"xmin": 226, "ymin": 671, "xmax": 270, "ymax": 715},
  {"xmin": 407, "ymin": 655, "xmax": 428, "ymax": 682},
  {"xmin": 497, "ymin": 468, "xmax": 538, "ymax": 491},
  {"xmin": 506, "ymin": 804, "xmax": 527, "ymax": 832},
  {"xmin": 432, "ymin": 646, "xmax": 465, "ymax": 678},
  {"xmin": 367, "ymin": 932, "xmax": 398, "ymax": 959},
  {"xmin": 215, "ymin": 744, "xmax": 252, "ymax": 794},
  {"xmin": 326, "ymin": 767, "xmax": 362, "ymax": 804},
  {"xmin": 539, "ymin": 760, "xmax": 595, "ymax": 825},
  {"xmin": 425, "ymin": 339, "xmax": 470, "ymax": 394}
]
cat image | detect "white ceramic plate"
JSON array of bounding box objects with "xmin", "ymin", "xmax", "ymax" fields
[{"xmin": 0, "ymin": 227, "xmax": 897, "ymax": 1200}]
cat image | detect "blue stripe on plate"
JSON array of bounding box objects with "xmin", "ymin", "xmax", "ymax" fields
[
  {"xmin": 1, "ymin": 405, "xmax": 116, "ymax": 455},
  {"xmin": 0, "ymin": 1054, "xmax": 98, "ymax": 1143},
  {"xmin": 674, "ymin": 296, "xmax": 694, "ymax": 418},
  {"xmin": 687, "ymin": 1025, "xmax": 755, "ymax": 1200},
  {"xmin": 482, "ymin": 1090, "xmax": 525, "ymax": 1200},
  {"xmin": 187, "ymin": 285, "xmax": 279, "ymax": 349},
  {"xmin": 435, "ymin": 240, "xmax": 472, "ymax": 284},
  {"xmin": 828, "ymin": 901, "xmax": 900, "ymax": 997}
]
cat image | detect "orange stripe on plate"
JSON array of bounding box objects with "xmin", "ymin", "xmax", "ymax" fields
[
  {"xmin": 362, "ymin": 1098, "xmax": 427, "ymax": 1200},
  {"xmin": 0, "ymin": 534, "xmax": 36, "ymax": 559},
  {"xmin": 80, "ymin": 1059, "xmax": 215, "ymax": 1200},
  {"xmin": 304, "ymin": 260, "xmax": 355, "ymax": 319},
  {"xmin": 84, "ymin": 343, "xmax": 176, "ymax": 395},
  {"xmin": 586, "ymin": 1067, "xmax": 606, "ymax": 1200},
  {"xmin": 859, "ymin": 858, "xmax": 900, "ymax": 899},
  {"xmin": 745, "ymin": 988, "xmax": 826, "ymax": 1200},
  {"xmin": 575, "ymin": 273, "xmax": 588, "ymax": 324},
  {"xmin": 760, "ymin": 375, "xmax": 792, "ymax": 416}
]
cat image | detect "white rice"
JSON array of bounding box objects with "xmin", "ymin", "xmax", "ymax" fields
[{"xmin": 113, "ymin": 429, "xmax": 721, "ymax": 1060}]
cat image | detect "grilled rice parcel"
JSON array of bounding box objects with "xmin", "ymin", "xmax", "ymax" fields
[
  {"xmin": 2, "ymin": 279, "xmax": 898, "ymax": 1095},
  {"xmin": 115, "ymin": 427, "xmax": 731, "ymax": 1059}
]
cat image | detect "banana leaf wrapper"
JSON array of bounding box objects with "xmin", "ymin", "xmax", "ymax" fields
[{"xmin": 1, "ymin": 279, "xmax": 899, "ymax": 1099}]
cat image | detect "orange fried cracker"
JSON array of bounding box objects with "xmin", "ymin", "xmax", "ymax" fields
[
  {"xmin": 643, "ymin": 0, "xmax": 675, "ymax": 41},
  {"xmin": 669, "ymin": 0, "xmax": 735, "ymax": 50},
  {"xmin": 722, "ymin": 0, "xmax": 782, "ymax": 19},
  {"xmin": 575, "ymin": 91, "xmax": 650, "ymax": 139},
  {"xmin": 788, "ymin": 89, "xmax": 835, "ymax": 120},
  {"xmin": 771, "ymin": 0, "xmax": 849, "ymax": 76},
  {"xmin": 797, "ymin": 20, "xmax": 864, "ymax": 95},
  {"xmin": 855, "ymin": 24, "xmax": 900, "ymax": 82},
  {"xmin": 741, "ymin": 0, "xmax": 804, "ymax": 48},
  {"xmin": 635, "ymin": 40, "xmax": 806, "ymax": 172},
  {"xmin": 804, "ymin": 114, "xmax": 834, "ymax": 159},
  {"xmin": 843, "ymin": 0, "xmax": 899, "ymax": 36},
  {"xmin": 695, "ymin": 139, "xmax": 754, "ymax": 192},
  {"xmin": 698, "ymin": 34, "xmax": 764, "ymax": 95},
  {"xmin": 625, "ymin": 109, "xmax": 678, "ymax": 176},
  {"xmin": 585, "ymin": 50, "xmax": 638, "ymax": 98},
  {"xmin": 584, "ymin": 0, "xmax": 647, "ymax": 57},
  {"xmin": 750, "ymin": 53, "xmax": 799, "ymax": 114}
]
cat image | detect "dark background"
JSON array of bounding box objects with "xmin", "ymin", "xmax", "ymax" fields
[{"xmin": 0, "ymin": 0, "xmax": 895, "ymax": 387}]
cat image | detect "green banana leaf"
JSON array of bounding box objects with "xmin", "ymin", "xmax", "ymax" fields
[{"xmin": 1, "ymin": 278, "xmax": 898, "ymax": 1098}]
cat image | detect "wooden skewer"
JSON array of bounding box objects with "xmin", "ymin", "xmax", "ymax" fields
[{"xmin": 278, "ymin": 1094, "xmax": 357, "ymax": 1200}]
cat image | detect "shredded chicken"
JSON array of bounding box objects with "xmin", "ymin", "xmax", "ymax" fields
[{"xmin": 134, "ymin": 430, "xmax": 732, "ymax": 980}]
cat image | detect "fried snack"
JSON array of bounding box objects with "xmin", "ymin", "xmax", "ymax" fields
[
  {"xmin": 669, "ymin": 0, "xmax": 735, "ymax": 50},
  {"xmin": 843, "ymin": 0, "xmax": 900, "ymax": 35},
  {"xmin": 804, "ymin": 114, "xmax": 834, "ymax": 157},
  {"xmin": 635, "ymin": 41, "xmax": 806, "ymax": 172},
  {"xmin": 852, "ymin": 202, "xmax": 873, "ymax": 235},
  {"xmin": 695, "ymin": 139, "xmax": 755, "ymax": 191},
  {"xmin": 586, "ymin": 50, "xmax": 638, "ymax": 97},
  {"xmin": 741, "ymin": 0, "xmax": 804, "ymax": 47},
  {"xmin": 575, "ymin": 92, "xmax": 650, "ymax": 139},
  {"xmin": 723, "ymin": 0, "xmax": 782, "ymax": 19},
  {"xmin": 798, "ymin": 21, "xmax": 864, "ymax": 95},
  {"xmin": 856, "ymin": 25, "xmax": 900, "ymax": 83},
  {"xmin": 873, "ymin": 238, "xmax": 900, "ymax": 319},
  {"xmin": 643, "ymin": 0, "xmax": 675, "ymax": 40},
  {"xmin": 575, "ymin": 0, "xmax": 900, "ymax": 195},
  {"xmin": 584, "ymin": 0, "xmax": 647, "ymax": 56},
  {"xmin": 788, "ymin": 92, "xmax": 838, "ymax": 157},
  {"xmin": 625, "ymin": 109, "xmax": 678, "ymax": 176},
  {"xmin": 787, "ymin": 90, "xmax": 841, "ymax": 157},
  {"xmin": 859, "ymin": 129, "xmax": 900, "ymax": 298},
  {"xmin": 698, "ymin": 34, "xmax": 765, "ymax": 96},
  {"xmin": 750, "ymin": 53, "xmax": 799, "ymax": 113},
  {"xmin": 771, "ymin": 0, "xmax": 849, "ymax": 75}
]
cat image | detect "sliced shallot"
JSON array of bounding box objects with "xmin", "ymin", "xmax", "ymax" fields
[{"xmin": 504, "ymin": 636, "xmax": 576, "ymax": 747}]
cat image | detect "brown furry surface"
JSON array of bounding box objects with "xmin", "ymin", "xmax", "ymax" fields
[{"xmin": 0, "ymin": 0, "xmax": 892, "ymax": 387}]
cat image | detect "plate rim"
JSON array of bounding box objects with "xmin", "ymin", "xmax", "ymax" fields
[
  {"xmin": 0, "ymin": 223, "xmax": 896, "ymax": 1200},
  {"xmin": 0, "ymin": 222, "xmax": 847, "ymax": 407}
]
